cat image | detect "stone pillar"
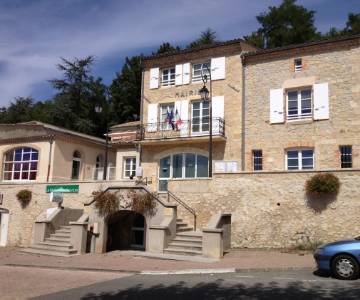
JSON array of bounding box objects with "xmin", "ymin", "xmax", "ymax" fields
[
  {"xmin": 70, "ymin": 222, "xmax": 88, "ymax": 254},
  {"xmin": 202, "ymin": 228, "xmax": 223, "ymax": 259}
]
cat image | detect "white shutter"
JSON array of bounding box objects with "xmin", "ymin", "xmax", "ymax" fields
[
  {"xmin": 269, "ymin": 89, "xmax": 284, "ymax": 124},
  {"xmin": 182, "ymin": 63, "xmax": 190, "ymax": 84},
  {"xmin": 175, "ymin": 64, "xmax": 183, "ymax": 86},
  {"xmin": 211, "ymin": 57, "xmax": 225, "ymax": 80},
  {"xmin": 147, "ymin": 103, "xmax": 158, "ymax": 132},
  {"xmin": 149, "ymin": 68, "xmax": 159, "ymax": 89},
  {"xmin": 313, "ymin": 83, "xmax": 329, "ymax": 120},
  {"xmin": 212, "ymin": 96, "xmax": 224, "ymax": 134},
  {"xmin": 0, "ymin": 213, "xmax": 9, "ymax": 246},
  {"xmin": 180, "ymin": 100, "xmax": 189, "ymax": 136}
]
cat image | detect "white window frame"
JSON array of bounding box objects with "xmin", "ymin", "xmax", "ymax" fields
[
  {"xmin": 294, "ymin": 58, "xmax": 302, "ymax": 72},
  {"xmin": 286, "ymin": 148, "xmax": 314, "ymax": 170},
  {"xmin": 160, "ymin": 103, "xmax": 175, "ymax": 131},
  {"xmin": 71, "ymin": 152, "xmax": 82, "ymax": 180},
  {"xmin": 191, "ymin": 100, "xmax": 209, "ymax": 135},
  {"xmin": 161, "ymin": 67, "xmax": 175, "ymax": 86},
  {"xmin": 252, "ymin": 150, "xmax": 263, "ymax": 171},
  {"xmin": 123, "ymin": 157, "xmax": 137, "ymax": 178},
  {"xmin": 286, "ymin": 88, "xmax": 312, "ymax": 121},
  {"xmin": 339, "ymin": 145, "xmax": 352, "ymax": 168},
  {"xmin": 192, "ymin": 61, "xmax": 210, "ymax": 82},
  {"xmin": 2, "ymin": 147, "xmax": 39, "ymax": 181}
]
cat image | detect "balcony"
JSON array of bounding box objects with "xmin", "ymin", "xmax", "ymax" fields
[{"xmin": 137, "ymin": 118, "xmax": 225, "ymax": 144}]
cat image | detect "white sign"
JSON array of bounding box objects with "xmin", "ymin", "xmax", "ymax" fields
[{"xmin": 50, "ymin": 192, "xmax": 63, "ymax": 203}]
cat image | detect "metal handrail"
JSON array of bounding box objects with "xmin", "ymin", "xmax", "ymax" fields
[
  {"xmin": 84, "ymin": 185, "xmax": 174, "ymax": 208},
  {"xmin": 167, "ymin": 190, "xmax": 197, "ymax": 231}
]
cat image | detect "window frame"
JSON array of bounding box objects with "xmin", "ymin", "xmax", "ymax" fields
[
  {"xmin": 252, "ymin": 150, "xmax": 263, "ymax": 171},
  {"xmin": 294, "ymin": 58, "xmax": 302, "ymax": 72},
  {"xmin": 2, "ymin": 147, "xmax": 39, "ymax": 181},
  {"xmin": 286, "ymin": 87, "xmax": 313, "ymax": 121},
  {"xmin": 71, "ymin": 151, "xmax": 82, "ymax": 180},
  {"xmin": 339, "ymin": 145, "xmax": 352, "ymax": 168},
  {"xmin": 160, "ymin": 103, "xmax": 175, "ymax": 131},
  {"xmin": 192, "ymin": 61, "xmax": 210, "ymax": 83},
  {"xmin": 285, "ymin": 148, "xmax": 314, "ymax": 171},
  {"xmin": 191, "ymin": 100, "xmax": 209, "ymax": 135},
  {"xmin": 161, "ymin": 67, "xmax": 176, "ymax": 86},
  {"xmin": 123, "ymin": 157, "xmax": 137, "ymax": 179}
]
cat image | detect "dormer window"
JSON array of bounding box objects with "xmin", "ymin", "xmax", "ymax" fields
[
  {"xmin": 161, "ymin": 67, "xmax": 175, "ymax": 86},
  {"xmin": 294, "ymin": 58, "xmax": 302, "ymax": 72}
]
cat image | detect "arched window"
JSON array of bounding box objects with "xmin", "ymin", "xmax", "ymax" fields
[
  {"xmin": 71, "ymin": 151, "xmax": 82, "ymax": 180},
  {"xmin": 3, "ymin": 147, "xmax": 38, "ymax": 181}
]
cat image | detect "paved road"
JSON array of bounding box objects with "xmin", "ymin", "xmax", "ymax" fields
[{"xmin": 32, "ymin": 269, "xmax": 360, "ymax": 300}]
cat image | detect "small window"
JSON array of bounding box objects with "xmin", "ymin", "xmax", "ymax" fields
[
  {"xmin": 124, "ymin": 157, "xmax": 136, "ymax": 178},
  {"xmin": 71, "ymin": 151, "xmax": 81, "ymax": 180},
  {"xmin": 252, "ymin": 150, "xmax": 263, "ymax": 171},
  {"xmin": 192, "ymin": 62, "xmax": 210, "ymax": 82},
  {"xmin": 286, "ymin": 149, "xmax": 314, "ymax": 170},
  {"xmin": 294, "ymin": 58, "xmax": 302, "ymax": 72},
  {"xmin": 161, "ymin": 67, "xmax": 175, "ymax": 86},
  {"xmin": 340, "ymin": 145, "xmax": 352, "ymax": 168},
  {"xmin": 287, "ymin": 88, "xmax": 312, "ymax": 120}
]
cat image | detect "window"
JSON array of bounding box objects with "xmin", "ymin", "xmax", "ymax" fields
[
  {"xmin": 192, "ymin": 62, "xmax": 210, "ymax": 82},
  {"xmin": 161, "ymin": 67, "xmax": 175, "ymax": 86},
  {"xmin": 192, "ymin": 101, "xmax": 209, "ymax": 134},
  {"xmin": 160, "ymin": 103, "xmax": 175, "ymax": 130},
  {"xmin": 3, "ymin": 147, "xmax": 38, "ymax": 181},
  {"xmin": 71, "ymin": 151, "xmax": 81, "ymax": 180},
  {"xmin": 287, "ymin": 89, "xmax": 312, "ymax": 120},
  {"xmin": 340, "ymin": 145, "xmax": 352, "ymax": 168},
  {"xmin": 124, "ymin": 157, "xmax": 137, "ymax": 178},
  {"xmin": 286, "ymin": 149, "xmax": 314, "ymax": 170},
  {"xmin": 294, "ymin": 58, "xmax": 302, "ymax": 72},
  {"xmin": 252, "ymin": 150, "xmax": 263, "ymax": 171}
]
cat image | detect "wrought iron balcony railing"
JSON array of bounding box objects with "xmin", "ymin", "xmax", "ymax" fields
[{"xmin": 137, "ymin": 118, "xmax": 225, "ymax": 141}]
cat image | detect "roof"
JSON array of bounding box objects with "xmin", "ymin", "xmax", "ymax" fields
[
  {"xmin": 242, "ymin": 34, "xmax": 360, "ymax": 64},
  {"xmin": 110, "ymin": 120, "xmax": 140, "ymax": 129},
  {"xmin": 0, "ymin": 121, "xmax": 107, "ymax": 145},
  {"xmin": 142, "ymin": 39, "xmax": 258, "ymax": 68}
]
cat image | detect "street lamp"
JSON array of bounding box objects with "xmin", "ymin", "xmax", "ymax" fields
[
  {"xmin": 199, "ymin": 70, "xmax": 213, "ymax": 178},
  {"xmin": 95, "ymin": 92, "xmax": 110, "ymax": 181}
]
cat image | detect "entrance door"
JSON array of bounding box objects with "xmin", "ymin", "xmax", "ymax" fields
[
  {"xmin": 130, "ymin": 214, "xmax": 145, "ymax": 249},
  {"xmin": 159, "ymin": 155, "xmax": 171, "ymax": 191},
  {"xmin": 0, "ymin": 212, "xmax": 9, "ymax": 246}
]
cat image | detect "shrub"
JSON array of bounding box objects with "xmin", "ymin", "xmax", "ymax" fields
[
  {"xmin": 127, "ymin": 190, "xmax": 157, "ymax": 216},
  {"xmin": 16, "ymin": 189, "xmax": 32, "ymax": 208},
  {"xmin": 93, "ymin": 190, "xmax": 120, "ymax": 218},
  {"xmin": 305, "ymin": 173, "xmax": 340, "ymax": 197}
]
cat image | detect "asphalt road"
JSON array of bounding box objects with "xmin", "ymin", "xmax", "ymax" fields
[{"xmin": 32, "ymin": 269, "xmax": 360, "ymax": 300}]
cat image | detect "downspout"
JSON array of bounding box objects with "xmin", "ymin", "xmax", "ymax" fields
[
  {"xmin": 46, "ymin": 135, "xmax": 55, "ymax": 182},
  {"xmin": 241, "ymin": 56, "xmax": 246, "ymax": 171},
  {"xmin": 139, "ymin": 60, "xmax": 145, "ymax": 166}
]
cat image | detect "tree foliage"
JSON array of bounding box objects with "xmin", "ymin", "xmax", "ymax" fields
[{"xmin": 187, "ymin": 28, "xmax": 218, "ymax": 48}]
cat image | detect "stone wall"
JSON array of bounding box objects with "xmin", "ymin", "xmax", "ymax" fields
[{"xmin": 168, "ymin": 170, "xmax": 360, "ymax": 248}]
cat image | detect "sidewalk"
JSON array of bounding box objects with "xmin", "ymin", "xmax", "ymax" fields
[{"xmin": 0, "ymin": 247, "xmax": 315, "ymax": 273}]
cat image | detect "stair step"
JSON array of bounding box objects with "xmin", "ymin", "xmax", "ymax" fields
[
  {"xmin": 176, "ymin": 227, "xmax": 193, "ymax": 233},
  {"xmin": 172, "ymin": 237, "xmax": 202, "ymax": 244},
  {"xmin": 164, "ymin": 247, "xmax": 203, "ymax": 256},
  {"xmin": 176, "ymin": 218, "xmax": 183, "ymax": 222},
  {"xmin": 39, "ymin": 242, "xmax": 73, "ymax": 249},
  {"xmin": 21, "ymin": 248, "xmax": 77, "ymax": 257},
  {"xmin": 50, "ymin": 233, "xmax": 71, "ymax": 239},
  {"xmin": 55, "ymin": 229, "xmax": 71, "ymax": 234},
  {"xmin": 169, "ymin": 242, "xmax": 202, "ymax": 250},
  {"xmin": 176, "ymin": 231, "xmax": 202, "ymax": 237},
  {"xmin": 60, "ymin": 226, "xmax": 71, "ymax": 230},
  {"xmin": 176, "ymin": 222, "xmax": 188, "ymax": 228},
  {"xmin": 30, "ymin": 244, "xmax": 74, "ymax": 252},
  {"xmin": 45, "ymin": 237, "xmax": 71, "ymax": 244}
]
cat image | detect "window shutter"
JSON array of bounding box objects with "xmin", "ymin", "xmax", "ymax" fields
[
  {"xmin": 175, "ymin": 64, "xmax": 183, "ymax": 86},
  {"xmin": 211, "ymin": 57, "xmax": 225, "ymax": 80},
  {"xmin": 149, "ymin": 68, "xmax": 159, "ymax": 89},
  {"xmin": 269, "ymin": 89, "xmax": 284, "ymax": 124},
  {"xmin": 147, "ymin": 103, "xmax": 158, "ymax": 132},
  {"xmin": 180, "ymin": 100, "xmax": 189, "ymax": 136},
  {"xmin": 182, "ymin": 63, "xmax": 190, "ymax": 84},
  {"xmin": 313, "ymin": 83, "xmax": 329, "ymax": 120},
  {"xmin": 212, "ymin": 96, "xmax": 224, "ymax": 133}
]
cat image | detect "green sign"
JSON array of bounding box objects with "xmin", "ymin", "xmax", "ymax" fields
[{"xmin": 46, "ymin": 185, "xmax": 79, "ymax": 193}]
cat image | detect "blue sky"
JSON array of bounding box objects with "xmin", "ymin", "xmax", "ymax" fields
[{"xmin": 0, "ymin": 0, "xmax": 358, "ymax": 106}]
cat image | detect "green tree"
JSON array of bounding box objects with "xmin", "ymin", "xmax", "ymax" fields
[
  {"xmin": 187, "ymin": 28, "xmax": 219, "ymax": 48},
  {"xmin": 109, "ymin": 55, "xmax": 143, "ymax": 125},
  {"xmin": 1, "ymin": 97, "xmax": 35, "ymax": 123},
  {"xmin": 155, "ymin": 42, "xmax": 180, "ymax": 55},
  {"xmin": 244, "ymin": 0, "xmax": 319, "ymax": 48},
  {"xmin": 321, "ymin": 13, "xmax": 360, "ymax": 39},
  {"xmin": 49, "ymin": 56, "xmax": 107, "ymax": 135}
]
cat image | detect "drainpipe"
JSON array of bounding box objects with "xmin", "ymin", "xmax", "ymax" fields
[
  {"xmin": 241, "ymin": 56, "xmax": 246, "ymax": 171},
  {"xmin": 139, "ymin": 61, "xmax": 145, "ymax": 167},
  {"xmin": 46, "ymin": 135, "xmax": 55, "ymax": 182}
]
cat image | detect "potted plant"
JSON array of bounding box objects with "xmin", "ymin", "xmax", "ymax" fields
[{"xmin": 16, "ymin": 189, "xmax": 32, "ymax": 208}]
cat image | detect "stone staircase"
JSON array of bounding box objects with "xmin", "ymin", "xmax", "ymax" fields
[
  {"xmin": 164, "ymin": 219, "xmax": 203, "ymax": 256},
  {"xmin": 22, "ymin": 225, "xmax": 78, "ymax": 257}
]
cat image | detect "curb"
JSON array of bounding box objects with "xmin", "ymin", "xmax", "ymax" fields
[{"xmin": 141, "ymin": 268, "xmax": 236, "ymax": 275}]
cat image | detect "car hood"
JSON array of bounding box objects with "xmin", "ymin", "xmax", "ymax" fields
[{"xmin": 322, "ymin": 239, "xmax": 360, "ymax": 247}]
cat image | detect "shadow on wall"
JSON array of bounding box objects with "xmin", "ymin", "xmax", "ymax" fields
[{"xmin": 306, "ymin": 194, "xmax": 338, "ymax": 214}]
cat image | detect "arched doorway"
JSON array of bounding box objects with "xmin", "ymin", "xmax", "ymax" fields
[
  {"xmin": 106, "ymin": 211, "xmax": 146, "ymax": 252},
  {"xmin": 0, "ymin": 208, "xmax": 9, "ymax": 247}
]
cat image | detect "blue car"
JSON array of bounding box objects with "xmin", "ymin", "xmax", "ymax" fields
[{"xmin": 314, "ymin": 237, "xmax": 360, "ymax": 280}]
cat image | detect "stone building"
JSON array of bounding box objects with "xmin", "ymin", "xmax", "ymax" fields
[{"xmin": 0, "ymin": 35, "xmax": 359, "ymax": 257}]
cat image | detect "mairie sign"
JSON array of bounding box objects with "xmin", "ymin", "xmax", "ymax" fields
[{"xmin": 46, "ymin": 185, "xmax": 79, "ymax": 193}]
